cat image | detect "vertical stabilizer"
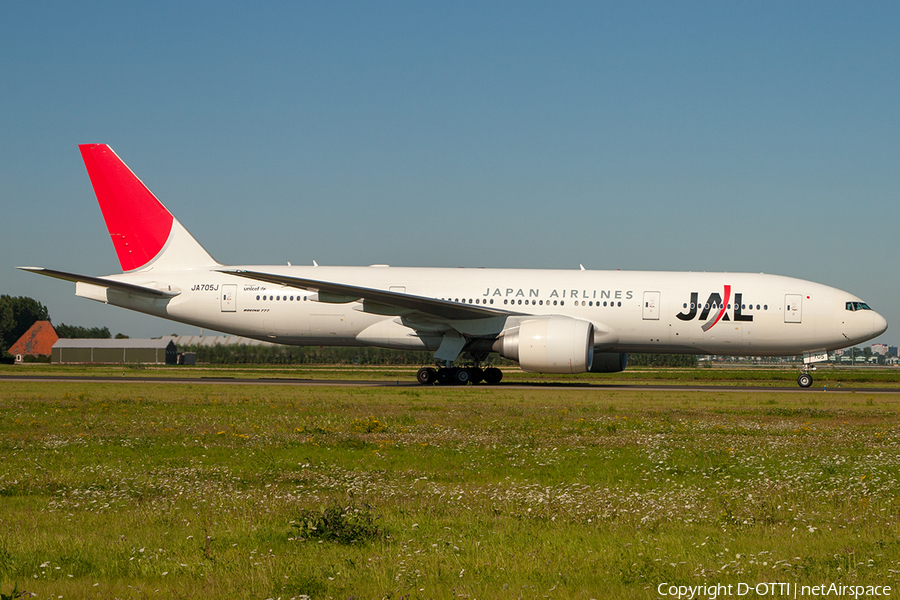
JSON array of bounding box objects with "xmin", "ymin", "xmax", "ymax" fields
[{"xmin": 79, "ymin": 144, "xmax": 219, "ymax": 272}]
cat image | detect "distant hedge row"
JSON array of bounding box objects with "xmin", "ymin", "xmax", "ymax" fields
[
  {"xmin": 182, "ymin": 344, "xmax": 437, "ymax": 365},
  {"xmin": 181, "ymin": 344, "xmax": 697, "ymax": 367},
  {"xmin": 627, "ymin": 353, "xmax": 698, "ymax": 367}
]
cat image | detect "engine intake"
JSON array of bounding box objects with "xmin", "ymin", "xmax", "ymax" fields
[{"xmin": 493, "ymin": 317, "xmax": 594, "ymax": 374}]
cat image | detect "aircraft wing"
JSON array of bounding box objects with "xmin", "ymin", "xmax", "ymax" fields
[
  {"xmin": 18, "ymin": 267, "xmax": 181, "ymax": 298},
  {"xmin": 219, "ymin": 269, "xmax": 513, "ymax": 321}
]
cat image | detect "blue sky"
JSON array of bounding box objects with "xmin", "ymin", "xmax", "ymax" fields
[{"xmin": 2, "ymin": 2, "xmax": 897, "ymax": 345}]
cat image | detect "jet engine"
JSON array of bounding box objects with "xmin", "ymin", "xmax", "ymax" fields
[{"xmin": 493, "ymin": 317, "xmax": 594, "ymax": 374}]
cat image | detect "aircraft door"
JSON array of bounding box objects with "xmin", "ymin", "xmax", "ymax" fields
[
  {"xmin": 221, "ymin": 284, "xmax": 237, "ymax": 312},
  {"xmin": 642, "ymin": 291, "xmax": 660, "ymax": 320},
  {"xmin": 785, "ymin": 294, "xmax": 802, "ymax": 323}
]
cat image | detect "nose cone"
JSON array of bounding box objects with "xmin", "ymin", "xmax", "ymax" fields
[
  {"xmin": 839, "ymin": 304, "xmax": 889, "ymax": 346},
  {"xmin": 874, "ymin": 311, "xmax": 888, "ymax": 337}
]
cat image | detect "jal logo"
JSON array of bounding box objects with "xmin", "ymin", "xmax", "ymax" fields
[{"xmin": 676, "ymin": 285, "xmax": 753, "ymax": 332}]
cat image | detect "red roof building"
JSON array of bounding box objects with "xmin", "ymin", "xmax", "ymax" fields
[{"xmin": 8, "ymin": 321, "xmax": 59, "ymax": 363}]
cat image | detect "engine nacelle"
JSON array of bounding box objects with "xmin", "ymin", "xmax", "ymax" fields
[
  {"xmin": 494, "ymin": 317, "xmax": 594, "ymax": 374},
  {"xmin": 589, "ymin": 352, "xmax": 628, "ymax": 373}
]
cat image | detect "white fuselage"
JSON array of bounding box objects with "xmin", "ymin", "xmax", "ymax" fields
[
  {"xmin": 25, "ymin": 144, "xmax": 888, "ymax": 386},
  {"xmin": 90, "ymin": 265, "xmax": 885, "ymax": 357}
]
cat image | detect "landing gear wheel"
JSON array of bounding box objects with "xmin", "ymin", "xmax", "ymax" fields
[
  {"xmin": 416, "ymin": 367, "xmax": 437, "ymax": 385},
  {"xmin": 483, "ymin": 367, "xmax": 503, "ymax": 385},
  {"xmin": 436, "ymin": 368, "xmax": 455, "ymax": 385},
  {"xmin": 454, "ymin": 368, "xmax": 471, "ymax": 385},
  {"xmin": 798, "ymin": 373, "xmax": 813, "ymax": 388},
  {"xmin": 469, "ymin": 367, "xmax": 484, "ymax": 385}
]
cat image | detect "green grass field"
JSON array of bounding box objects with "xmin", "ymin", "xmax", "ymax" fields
[
  {"xmin": 2, "ymin": 375, "xmax": 900, "ymax": 598},
  {"xmin": 3, "ymin": 362, "xmax": 900, "ymax": 387}
]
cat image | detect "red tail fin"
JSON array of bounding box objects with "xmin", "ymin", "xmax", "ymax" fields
[
  {"xmin": 79, "ymin": 144, "xmax": 217, "ymax": 271},
  {"xmin": 79, "ymin": 144, "xmax": 175, "ymax": 272}
]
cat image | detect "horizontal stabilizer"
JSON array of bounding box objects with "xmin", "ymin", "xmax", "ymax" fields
[
  {"xmin": 219, "ymin": 269, "xmax": 512, "ymax": 321},
  {"xmin": 18, "ymin": 267, "xmax": 180, "ymax": 298}
]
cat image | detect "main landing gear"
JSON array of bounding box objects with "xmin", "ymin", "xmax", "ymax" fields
[
  {"xmin": 416, "ymin": 366, "xmax": 503, "ymax": 386},
  {"xmin": 797, "ymin": 365, "xmax": 816, "ymax": 388}
]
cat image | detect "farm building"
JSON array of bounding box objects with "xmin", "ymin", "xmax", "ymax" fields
[
  {"xmin": 51, "ymin": 339, "xmax": 178, "ymax": 365},
  {"xmin": 7, "ymin": 321, "xmax": 59, "ymax": 363}
]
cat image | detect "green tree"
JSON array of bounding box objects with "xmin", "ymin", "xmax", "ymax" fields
[
  {"xmin": 54, "ymin": 324, "xmax": 111, "ymax": 339},
  {"xmin": 0, "ymin": 295, "xmax": 50, "ymax": 355}
]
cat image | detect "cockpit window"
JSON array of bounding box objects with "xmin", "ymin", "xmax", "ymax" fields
[{"xmin": 846, "ymin": 301, "xmax": 872, "ymax": 312}]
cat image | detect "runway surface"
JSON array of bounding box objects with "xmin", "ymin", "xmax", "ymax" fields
[{"xmin": 2, "ymin": 374, "xmax": 898, "ymax": 394}]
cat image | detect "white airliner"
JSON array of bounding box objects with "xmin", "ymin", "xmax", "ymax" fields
[{"xmin": 21, "ymin": 145, "xmax": 887, "ymax": 387}]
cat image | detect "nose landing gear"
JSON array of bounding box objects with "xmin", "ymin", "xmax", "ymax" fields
[{"xmin": 797, "ymin": 365, "xmax": 816, "ymax": 388}]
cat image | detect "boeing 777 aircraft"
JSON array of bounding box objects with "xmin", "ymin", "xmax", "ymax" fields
[{"xmin": 21, "ymin": 145, "xmax": 887, "ymax": 387}]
